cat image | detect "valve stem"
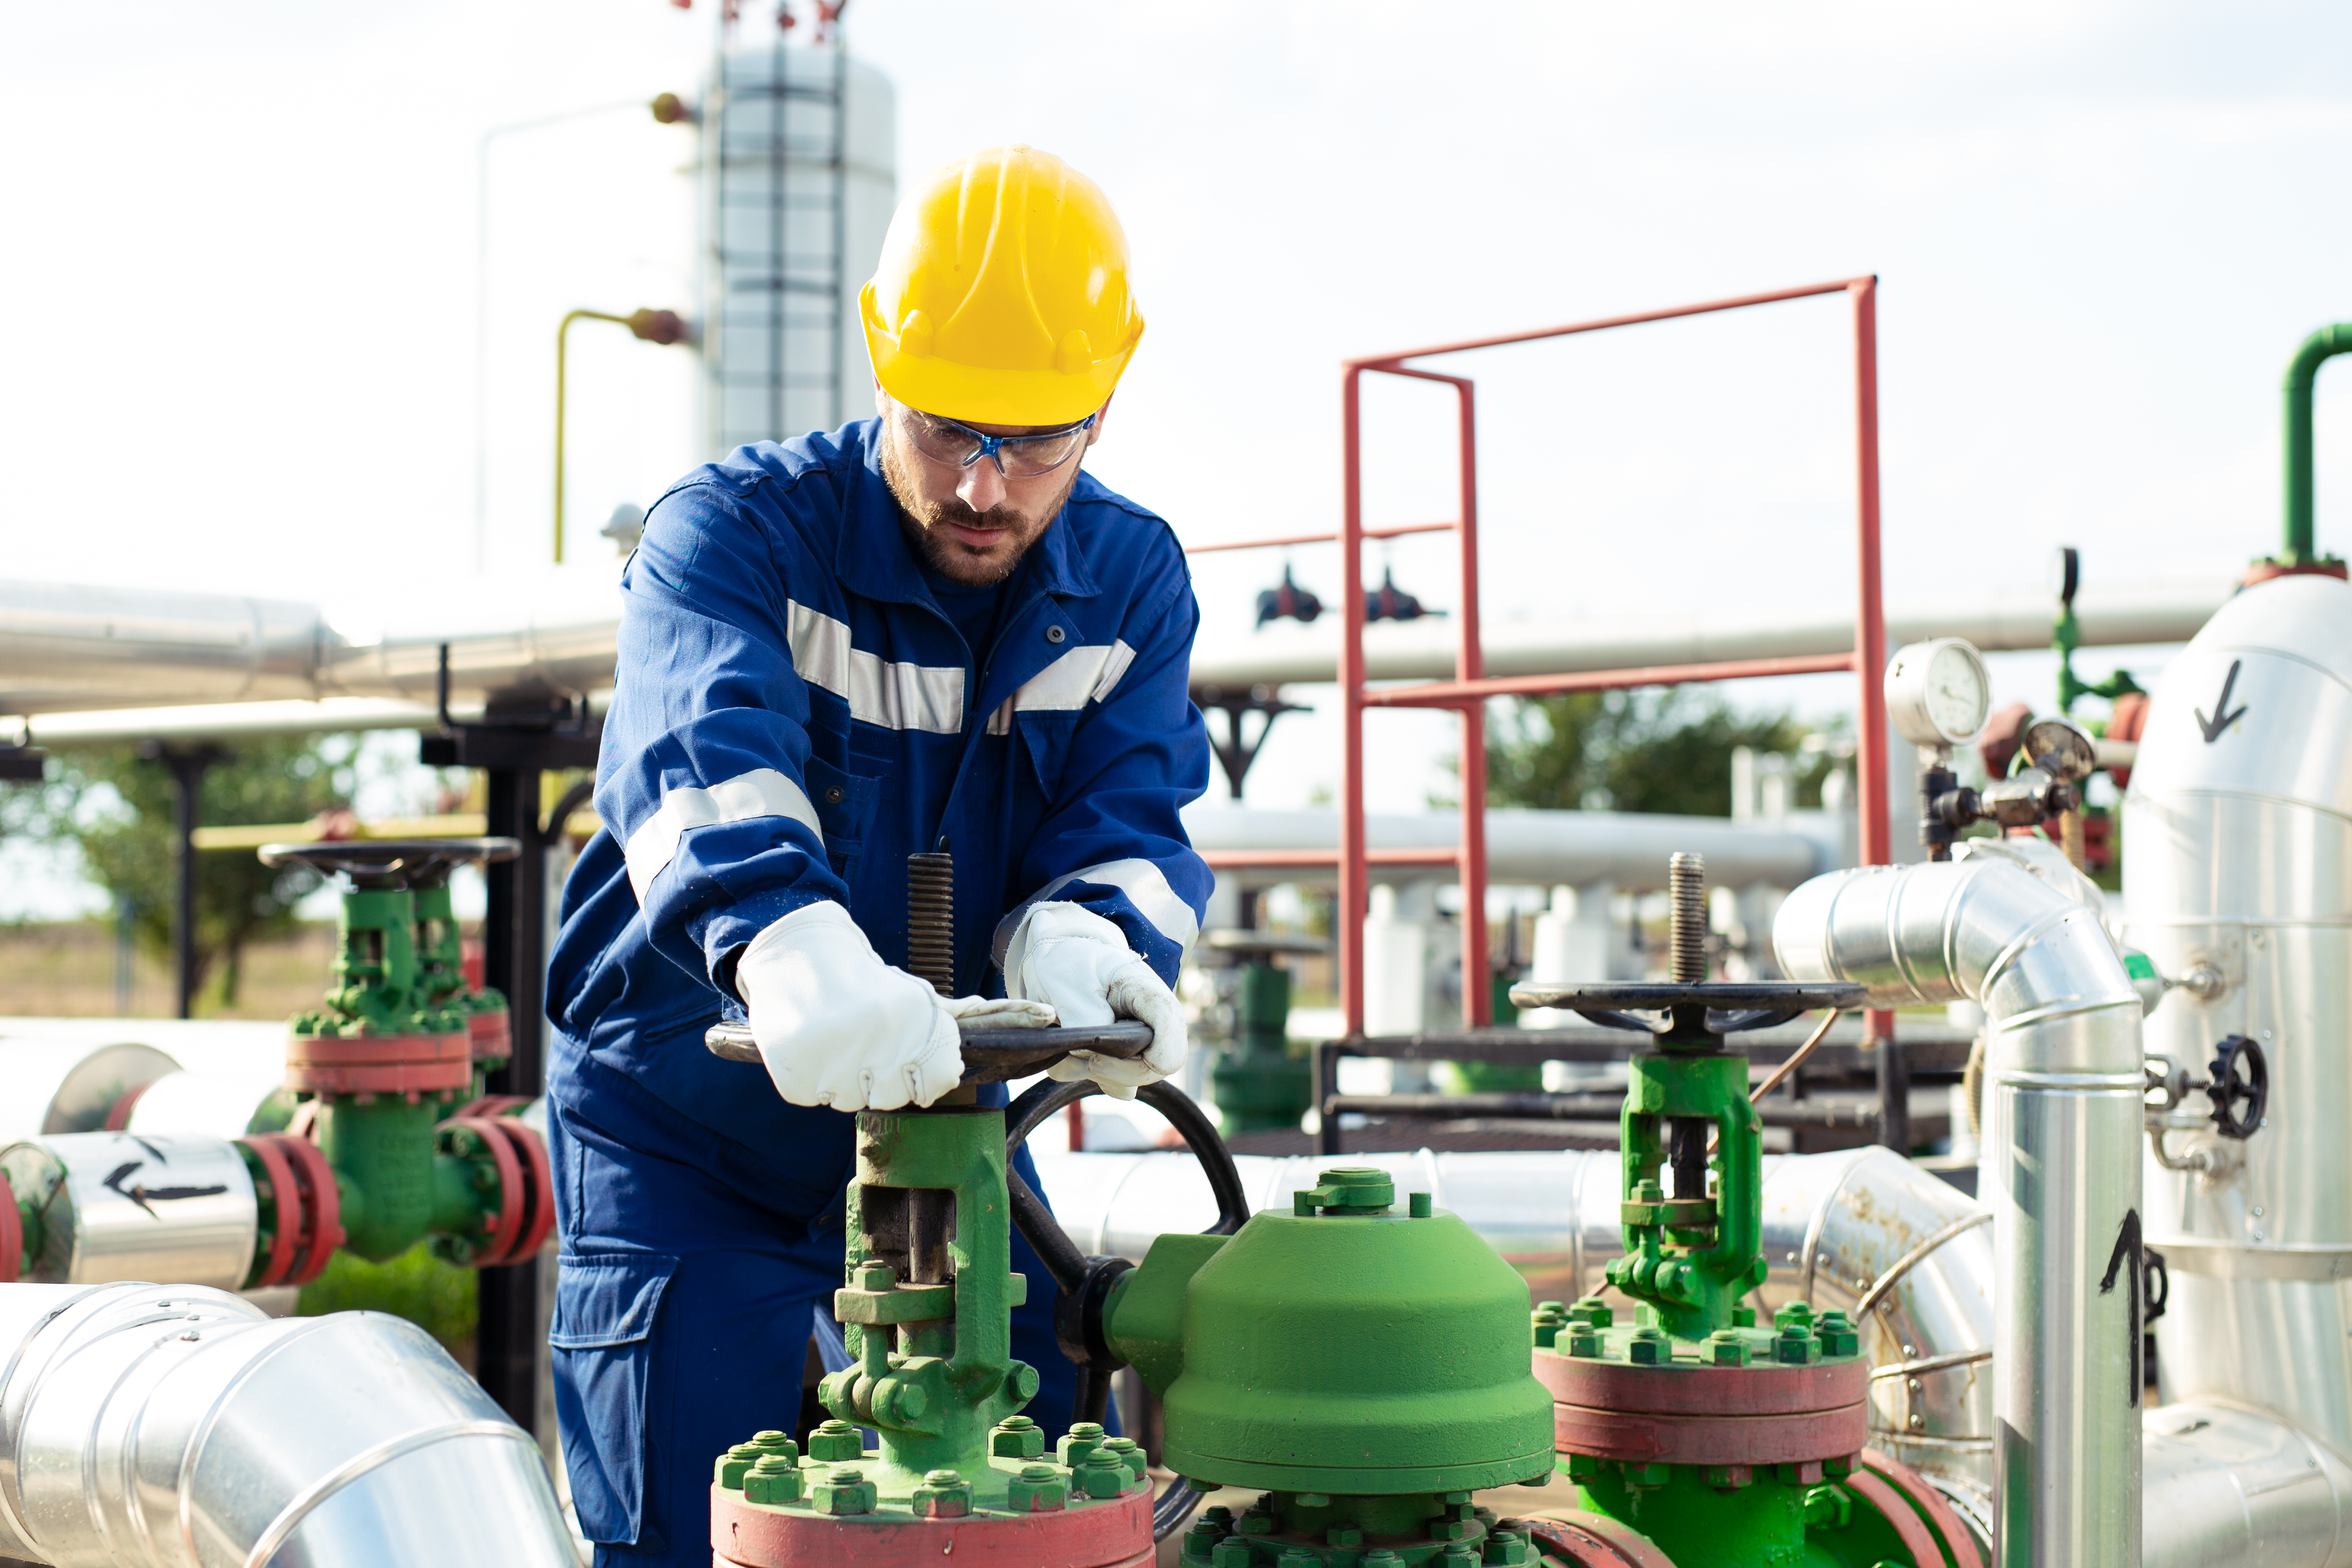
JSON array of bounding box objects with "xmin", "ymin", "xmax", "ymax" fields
[
  {"xmin": 907, "ymin": 851, "xmax": 956, "ymax": 996},
  {"xmin": 1668, "ymin": 853, "xmax": 1707, "ymax": 985}
]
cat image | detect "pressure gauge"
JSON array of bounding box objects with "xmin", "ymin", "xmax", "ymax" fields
[
  {"xmin": 1885, "ymin": 639, "xmax": 1991, "ymax": 748},
  {"xmin": 2021, "ymin": 715, "xmax": 2098, "ymax": 784}
]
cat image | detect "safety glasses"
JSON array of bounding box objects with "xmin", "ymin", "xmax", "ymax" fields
[{"xmin": 895, "ymin": 401, "xmax": 1098, "ymax": 479}]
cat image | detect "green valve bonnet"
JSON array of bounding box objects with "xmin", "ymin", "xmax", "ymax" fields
[{"xmin": 1152, "ymin": 1166, "xmax": 1555, "ymax": 1494}]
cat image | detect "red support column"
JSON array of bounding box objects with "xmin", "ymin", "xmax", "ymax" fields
[
  {"xmin": 1452, "ymin": 379, "xmax": 1490, "ymax": 1028},
  {"xmin": 1851, "ymin": 276, "xmax": 1895, "ymax": 1045}
]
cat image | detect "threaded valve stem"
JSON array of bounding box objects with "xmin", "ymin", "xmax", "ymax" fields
[
  {"xmin": 906, "ymin": 851, "xmax": 956, "ymax": 996},
  {"xmin": 1668, "ymin": 853, "xmax": 1707, "ymax": 985}
]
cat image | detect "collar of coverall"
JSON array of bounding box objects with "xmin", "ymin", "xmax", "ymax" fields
[{"xmin": 836, "ymin": 420, "xmax": 1103, "ymax": 608}]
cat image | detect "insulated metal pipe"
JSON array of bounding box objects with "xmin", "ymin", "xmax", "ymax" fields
[
  {"xmin": 2281, "ymin": 324, "xmax": 2352, "ymax": 568},
  {"xmin": 2141, "ymin": 1400, "xmax": 2352, "ymax": 1568},
  {"xmin": 2124, "ymin": 572, "xmax": 2352, "ymax": 1456},
  {"xmin": 0, "ymin": 1281, "xmax": 576, "ymax": 1567},
  {"xmin": 1774, "ymin": 853, "xmax": 2142, "ymax": 1568}
]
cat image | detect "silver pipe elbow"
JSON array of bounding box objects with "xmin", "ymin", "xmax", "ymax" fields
[{"xmin": 0, "ymin": 1281, "xmax": 575, "ymax": 1568}]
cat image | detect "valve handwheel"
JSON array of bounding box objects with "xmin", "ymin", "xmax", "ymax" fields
[
  {"xmin": 2207, "ymin": 1033, "xmax": 2269, "ymax": 1140},
  {"xmin": 1505, "ymin": 980, "xmax": 1866, "ymax": 1042}
]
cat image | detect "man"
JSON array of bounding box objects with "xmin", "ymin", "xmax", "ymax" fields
[{"xmin": 543, "ymin": 145, "xmax": 1211, "ymax": 1566}]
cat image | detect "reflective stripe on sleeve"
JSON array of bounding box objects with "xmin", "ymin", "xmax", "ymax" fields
[
  {"xmin": 984, "ymin": 641, "xmax": 1138, "ymax": 735},
  {"xmin": 623, "ymin": 768, "xmax": 824, "ymax": 905},
  {"xmin": 990, "ymin": 855, "xmax": 1201, "ymax": 963},
  {"xmin": 787, "ymin": 601, "xmax": 964, "ymax": 733}
]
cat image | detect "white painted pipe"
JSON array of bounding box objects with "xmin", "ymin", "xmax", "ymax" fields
[
  {"xmin": 1187, "ymin": 580, "xmax": 2229, "ymax": 690},
  {"xmin": 1181, "ymin": 804, "xmax": 1833, "ymax": 889}
]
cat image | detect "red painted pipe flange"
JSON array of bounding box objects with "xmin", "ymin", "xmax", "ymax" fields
[{"xmin": 711, "ymin": 1472, "xmax": 1152, "ymax": 1568}]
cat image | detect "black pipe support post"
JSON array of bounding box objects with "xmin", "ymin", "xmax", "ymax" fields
[
  {"xmin": 420, "ymin": 708, "xmax": 599, "ymax": 1436},
  {"xmin": 1874, "ymin": 1031, "xmax": 1911, "ymax": 1154},
  {"xmin": 143, "ymin": 743, "xmax": 227, "ymax": 1019}
]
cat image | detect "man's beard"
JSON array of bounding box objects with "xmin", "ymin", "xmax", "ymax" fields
[{"xmin": 880, "ymin": 437, "xmax": 1074, "ymax": 586}]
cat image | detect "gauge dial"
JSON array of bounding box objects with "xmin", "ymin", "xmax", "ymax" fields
[{"xmin": 1885, "ymin": 638, "xmax": 1991, "ymax": 748}]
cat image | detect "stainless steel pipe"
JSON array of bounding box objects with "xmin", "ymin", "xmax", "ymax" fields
[
  {"xmin": 0, "ymin": 566, "xmax": 622, "ymax": 719},
  {"xmin": 2141, "ymin": 1399, "xmax": 2352, "ymax": 1568},
  {"xmin": 0, "ymin": 1132, "xmax": 257, "ymax": 1290},
  {"xmin": 1775, "ymin": 852, "xmax": 2143, "ymax": 1568},
  {"xmin": 0, "ymin": 1281, "xmax": 576, "ymax": 1567}
]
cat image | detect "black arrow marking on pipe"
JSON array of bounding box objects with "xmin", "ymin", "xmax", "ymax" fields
[
  {"xmin": 100, "ymin": 1160, "xmax": 229, "ymax": 1219},
  {"xmin": 2100, "ymin": 1207, "xmax": 2145, "ymax": 1408},
  {"xmin": 2194, "ymin": 660, "xmax": 2247, "ymax": 744}
]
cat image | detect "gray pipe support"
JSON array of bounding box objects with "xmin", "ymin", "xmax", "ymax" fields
[
  {"xmin": 1774, "ymin": 854, "xmax": 2144, "ymax": 1568},
  {"xmin": 0, "ymin": 1281, "xmax": 575, "ymax": 1568}
]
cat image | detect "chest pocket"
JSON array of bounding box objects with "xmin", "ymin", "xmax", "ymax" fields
[
  {"xmin": 803, "ymin": 755, "xmax": 881, "ymax": 880},
  {"xmin": 1013, "ymin": 711, "xmax": 1080, "ymax": 804}
]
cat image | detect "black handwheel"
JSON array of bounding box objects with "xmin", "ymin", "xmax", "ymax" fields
[
  {"xmin": 1002, "ymin": 1075, "xmax": 1247, "ymax": 1541},
  {"xmin": 1504, "ymin": 980, "xmax": 1866, "ymax": 1039},
  {"xmin": 2207, "ymin": 1034, "xmax": 2268, "ymax": 1140}
]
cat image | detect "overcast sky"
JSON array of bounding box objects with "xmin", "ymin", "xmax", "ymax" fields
[{"xmin": 5, "ymin": 0, "xmax": 2350, "ymax": 911}]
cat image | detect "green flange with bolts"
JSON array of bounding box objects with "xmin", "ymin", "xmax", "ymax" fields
[{"xmin": 1117, "ymin": 1165, "xmax": 1556, "ymax": 1567}]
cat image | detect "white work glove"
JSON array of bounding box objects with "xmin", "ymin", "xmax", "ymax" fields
[
  {"xmin": 737, "ymin": 902, "xmax": 1056, "ymax": 1111},
  {"xmin": 1004, "ymin": 902, "xmax": 1186, "ymax": 1100}
]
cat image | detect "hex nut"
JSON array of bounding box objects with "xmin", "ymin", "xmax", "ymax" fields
[
  {"xmin": 1236, "ymin": 1509, "xmax": 1277, "ymax": 1535},
  {"xmin": 806, "ymin": 1420, "xmax": 865, "ymax": 1461},
  {"xmin": 1076, "ymin": 1457, "xmax": 1128, "ymax": 1499},
  {"xmin": 1007, "ymin": 1463, "xmax": 1068, "ymax": 1512},
  {"xmin": 744, "ymin": 1455, "xmax": 805, "ymax": 1506},
  {"xmin": 716, "ymin": 1443, "xmax": 763, "ymax": 1489},
  {"xmin": 1628, "ymin": 1328, "xmax": 1670, "ymax": 1366},
  {"xmin": 1103, "ymin": 1436, "xmax": 1148, "ymax": 1482},
  {"xmin": 1816, "ymin": 1310, "xmax": 1860, "ymax": 1358},
  {"xmin": 809, "ymin": 1466, "xmax": 877, "ymax": 1516},
  {"xmin": 991, "ymin": 1415, "xmax": 1046, "ymax": 1459},
  {"xmin": 911, "ymin": 1468, "xmax": 972, "ymax": 1519},
  {"xmin": 1706, "ymin": 1330, "xmax": 1751, "ymax": 1367},
  {"xmin": 1057, "ymin": 1421, "xmax": 1106, "ymax": 1468},
  {"xmin": 1210, "ymin": 1544, "xmax": 1253, "ymax": 1568},
  {"xmin": 1429, "ymin": 1517, "xmax": 1471, "ymax": 1541},
  {"xmin": 1568, "ymin": 1296, "xmax": 1615, "ymax": 1328},
  {"xmin": 1484, "ymin": 1529, "xmax": 1533, "ymax": 1565}
]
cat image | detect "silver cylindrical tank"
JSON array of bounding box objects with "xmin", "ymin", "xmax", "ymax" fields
[
  {"xmin": 0, "ymin": 1131, "xmax": 256, "ymax": 1290},
  {"xmin": 0, "ymin": 1038, "xmax": 180, "ymax": 1140},
  {"xmin": 1775, "ymin": 853, "xmax": 2143, "ymax": 1568},
  {"xmin": 2123, "ymin": 573, "xmax": 2352, "ymax": 1454},
  {"xmin": 0, "ymin": 1281, "xmax": 576, "ymax": 1567}
]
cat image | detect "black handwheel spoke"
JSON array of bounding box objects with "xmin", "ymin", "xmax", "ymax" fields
[{"xmin": 1006, "ymin": 1166, "xmax": 1091, "ymax": 1296}]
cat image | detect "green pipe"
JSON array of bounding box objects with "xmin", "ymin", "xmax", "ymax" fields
[{"xmin": 2281, "ymin": 323, "xmax": 2352, "ymax": 567}]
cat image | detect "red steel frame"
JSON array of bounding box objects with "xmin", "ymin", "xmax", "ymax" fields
[{"xmin": 1189, "ymin": 277, "xmax": 1893, "ymax": 1045}]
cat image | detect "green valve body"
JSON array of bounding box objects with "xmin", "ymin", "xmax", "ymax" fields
[
  {"xmin": 709, "ymin": 1105, "xmax": 1152, "ymax": 1564},
  {"xmin": 1209, "ymin": 961, "xmax": 1312, "ymax": 1133},
  {"xmin": 1527, "ymin": 996, "xmax": 1970, "ymax": 1566},
  {"xmin": 281, "ymin": 869, "xmax": 513, "ymax": 1267},
  {"xmin": 1116, "ymin": 1166, "xmax": 1555, "ymax": 1567}
]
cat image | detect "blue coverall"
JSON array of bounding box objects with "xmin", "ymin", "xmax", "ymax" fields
[{"xmin": 543, "ymin": 417, "xmax": 1212, "ymax": 1565}]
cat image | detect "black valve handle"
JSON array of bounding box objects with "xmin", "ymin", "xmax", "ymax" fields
[
  {"xmin": 257, "ymin": 837, "xmax": 520, "ymax": 889},
  {"xmin": 2207, "ymin": 1034, "xmax": 2268, "ymax": 1140},
  {"xmin": 1507, "ymin": 980, "xmax": 1866, "ymax": 1039},
  {"xmin": 702, "ymin": 1018, "xmax": 1154, "ymax": 1085},
  {"xmin": 1002, "ymin": 1075, "xmax": 1246, "ymax": 1541}
]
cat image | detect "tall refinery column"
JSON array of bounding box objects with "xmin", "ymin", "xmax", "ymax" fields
[{"xmin": 699, "ymin": 33, "xmax": 895, "ymax": 454}]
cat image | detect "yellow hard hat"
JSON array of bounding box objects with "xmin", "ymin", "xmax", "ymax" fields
[{"xmin": 861, "ymin": 145, "xmax": 1145, "ymax": 428}]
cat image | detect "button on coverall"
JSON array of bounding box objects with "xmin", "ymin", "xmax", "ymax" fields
[{"xmin": 543, "ymin": 419, "xmax": 1211, "ymax": 1564}]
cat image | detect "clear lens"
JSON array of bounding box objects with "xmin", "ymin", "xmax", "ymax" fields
[
  {"xmin": 901, "ymin": 408, "xmax": 1088, "ymax": 477},
  {"xmin": 996, "ymin": 428, "xmax": 1089, "ymax": 478},
  {"xmin": 904, "ymin": 411, "xmax": 985, "ymax": 468}
]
